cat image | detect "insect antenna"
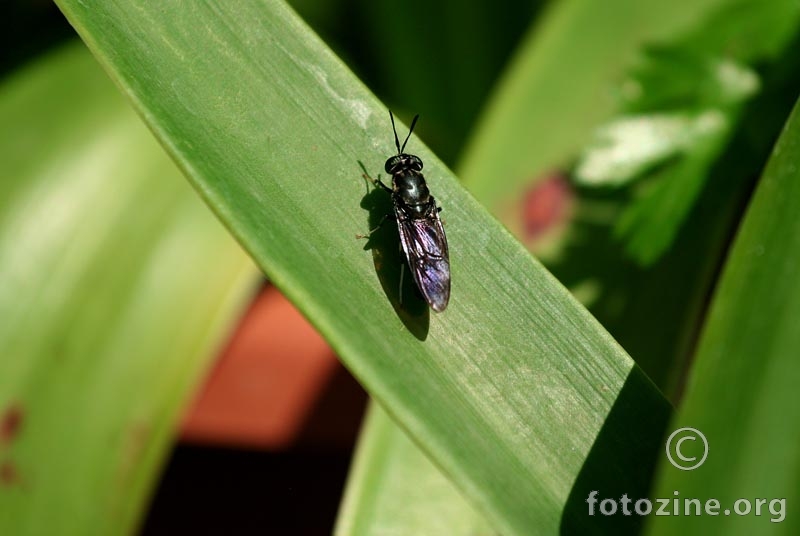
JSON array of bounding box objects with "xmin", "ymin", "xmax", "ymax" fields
[
  {"xmin": 400, "ymin": 114, "xmax": 419, "ymax": 153},
  {"xmin": 389, "ymin": 111, "xmax": 420, "ymax": 154},
  {"xmin": 389, "ymin": 110, "xmax": 402, "ymax": 154}
]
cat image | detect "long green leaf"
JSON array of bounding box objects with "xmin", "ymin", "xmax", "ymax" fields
[
  {"xmin": 646, "ymin": 95, "xmax": 800, "ymax": 536},
  {"xmin": 455, "ymin": 0, "xmax": 795, "ymax": 396},
  {"xmin": 54, "ymin": 1, "xmax": 671, "ymax": 533},
  {"xmin": 337, "ymin": 0, "xmax": 800, "ymax": 533},
  {"xmin": 337, "ymin": 1, "xmax": 800, "ymax": 532},
  {"xmin": 459, "ymin": 0, "xmax": 730, "ymax": 208},
  {"xmin": 575, "ymin": 1, "xmax": 800, "ymax": 265},
  {"xmin": 0, "ymin": 43, "xmax": 257, "ymax": 534},
  {"xmin": 337, "ymin": 0, "xmax": 734, "ymax": 529},
  {"xmin": 335, "ymin": 404, "xmax": 494, "ymax": 535},
  {"xmin": 453, "ymin": 0, "xmax": 753, "ymax": 397},
  {"xmin": 348, "ymin": 0, "xmax": 545, "ymax": 164}
]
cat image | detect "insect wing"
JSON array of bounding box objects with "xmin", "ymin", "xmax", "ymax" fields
[{"xmin": 395, "ymin": 204, "xmax": 450, "ymax": 312}]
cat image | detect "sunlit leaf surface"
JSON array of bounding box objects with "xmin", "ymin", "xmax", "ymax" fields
[
  {"xmin": 0, "ymin": 44, "xmax": 257, "ymax": 535},
  {"xmin": 647, "ymin": 92, "xmax": 800, "ymax": 536},
  {"xmin": 53, "ymin": 1, "xmax": 671, "ymax": 533}
]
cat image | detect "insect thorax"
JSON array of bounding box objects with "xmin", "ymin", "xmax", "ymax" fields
[{"xmin": 393, "ymin": 171, "xmax": 431, "ymax": 214}]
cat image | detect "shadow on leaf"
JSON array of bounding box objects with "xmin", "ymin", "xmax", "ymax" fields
[{"xmin": 357, "ymin": 163, "xmax": 429, "ymax": 340}]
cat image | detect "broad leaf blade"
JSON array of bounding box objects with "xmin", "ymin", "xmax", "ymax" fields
[
  {"xmin": 647, "ymin": 93, "xmax": 800, "ymax": 536},
  {"xmin": 337, "ymin": 0, "xmax": 728, "ymax": 528},
  {"xmin": 0, "ymin": 43, "xmax": 257, "ymax": 535},
  {"xmin": 574, "ymin": 1, "xmax": 800, "ymax": 265},
  {"xmin": 55, "ymin": 1, "xmax": 670, "ymax": 533},
  {"xmin": 453, "ymin": 0, "xmax": 800, "ymax": 396},
  {"xmin": 459, "ymin": 0, "xmax": 731, "ymax": 208},
  {"xmin": 334, "ymin": 0, "xmax": 800, "ymax": 531},
  {"xmin": 335, "ymin": 404, "xmax": 495, "ymax": 535}
]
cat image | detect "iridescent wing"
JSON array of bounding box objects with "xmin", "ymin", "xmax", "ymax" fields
[{"xmin": 394, "ymin": 200, "xmax": 450, "ymax": 312}]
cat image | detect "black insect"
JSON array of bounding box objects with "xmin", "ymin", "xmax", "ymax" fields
[{"xmin": 360, "ymin": 112, "xmax": 450, "ymax": 312}]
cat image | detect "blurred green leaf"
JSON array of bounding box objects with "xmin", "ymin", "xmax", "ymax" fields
[
  {"xmin": 575, "ymin": 49, "xmax": 760, "ymax": 188},
  {"xmin": 460, "ymin": 0, "xmax": 732, "ymax": 207},
  {"xmin": 647, "ymin": 93, "xmax": 800, "ymax": 536},
  {"xmin": 449, "ymin": 0, "xmax": 800, "ymax": 398},
  {"xmin": 0, "ymin": 43, "xmax": 257, "ymax": 535},
  {"xmin": 335, "ymin": 404, "xmax": 495, "ymax": 535},
  {"xmin": 338, "ymin": 0, "xmax": 800, "ymax": 531},
  {"xmin": 337, "ymin": 1, "xmax": 740, "ymax": 532},
  {"xmin": 54, "ymin": 0, "xmax": 671, "ymax": 533},
  {"xmin": 349, "ymin": 0, "xmax": 544, "ymax": 164},
  {"xmin": 575, "ymin": 110, "xmax": 733, "ymax": 187},
  {"xmin": 574, "ymin": 1, "xmax": 800, "ymax": 264}
]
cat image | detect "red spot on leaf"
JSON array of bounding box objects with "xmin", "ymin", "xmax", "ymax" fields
[
  {"xmin": 0, "ymin": 461, "xmax": 20, "ymax": 486},
  {"xmin": 1, "ymin": 405, "xmax": 23, "ymax": 444},
  {"xmin": 521, "ymin": 173, "xmax": 573, "ymax": 241}
]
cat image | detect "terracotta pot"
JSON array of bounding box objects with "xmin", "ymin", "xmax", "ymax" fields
[{"xmin": 181, "ymin": 284, "xmax": 366, "ymax": 449}]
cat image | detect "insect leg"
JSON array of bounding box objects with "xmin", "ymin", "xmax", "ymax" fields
[
  {"xmin": 358, "ymin": 159, "xmax": 391, "ymax": 192},
  {"xmin": 362, "ymin": 172, "xmax": 392, "ymax": 193},
  {"xmin": 399, "ymin": 262, "xmax": 405, "ymax": 306},
  {"xmin": 356, "ymin": 213, "xmax": 393, "ymax": 239},
  {"xmin": 433, "ymin": 202, "xmax": 446, "ymax": 224}
]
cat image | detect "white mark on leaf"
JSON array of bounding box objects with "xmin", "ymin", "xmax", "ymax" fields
[{"xmin": 307, "ymin": 64, "xmax": 370, "ymax": 129}]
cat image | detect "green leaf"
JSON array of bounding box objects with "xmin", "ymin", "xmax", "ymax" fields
[
  {"xmin": 54, "ymin": 0, "xmax": 671, "ymax": 533},
  {"xmin": 0, "ymin": 43, "xmax": 257, "ymax": 535},
  {"xmin": 459, "ymin": 0, "xmax": 733, "ymax": 208},
  {"xmin": 335, "ymin": 404, "xmax": 495, "ymax": 535},
  {"xmin": 336, "ymin": 1, "xmax": 734, "ymax": 529},
  {"xmin": 574, "ymin": 1, "xmax": 800, "ymax": 264},
  {"xmin": 336, "ymin": 1, "xmax": 800, "ymax": 530},
  {"xmin": 347, "ymin": 0, "xmax": 545, "ymax": 164},
  {"xmin": 448, "ymin": 0, "xmax": 799, "ymax": 396},
  {"xmin": 574, "ymin": 110, "xmax": 732, "ymax": 187},
  {"xmin": 646, "ymin": 94, "xmax": 800, "ymax": 535}
]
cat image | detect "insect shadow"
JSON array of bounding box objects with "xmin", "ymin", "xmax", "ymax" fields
[{"xmin": 357, "ymin": 161, "xmax": 430, "ymax": 340}]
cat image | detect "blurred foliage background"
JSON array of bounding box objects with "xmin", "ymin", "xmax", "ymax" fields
[
  {"xmin": 291, "ymin": 0, "xmax": 800, "ymax": 403},
  {"xmin": 3, "ymin": 0, "xmax": 800, "ymax": 534}
]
